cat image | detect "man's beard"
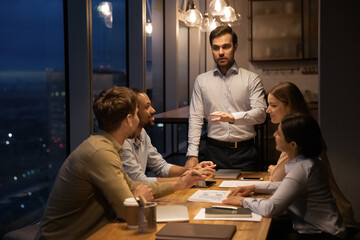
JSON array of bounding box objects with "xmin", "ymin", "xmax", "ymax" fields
[
  {"xmin": 143, "ymin": 116, "xmax": 155, "ymax": 128},
  {"xmin": 144, "ymin": 121, "xmax": 154, "ymax": 128}
]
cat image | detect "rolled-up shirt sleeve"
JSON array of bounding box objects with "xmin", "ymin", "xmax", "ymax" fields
[
  {"xmin": 232, "ymin": 75, "xmax": 267, "ymax": 125},
  {"xmin": 145, "ymin": 132, "xmax": 173, "ymax": 179},
  {"xmin": 187, "ymin": 77, "xmax": 204, "ymax": 157},
  {"xmin": 243, "ymin": 166, "xmax": 307, "ymax": 218}
]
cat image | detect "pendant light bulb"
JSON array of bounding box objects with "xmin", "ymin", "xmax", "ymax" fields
[
  {"xmin": 210, "ymin": 19, "xmax": 221, "ymax": 30},
  {"xmin": 208, "ymin": 0, "xmax": 226, "ymax": 16},
  {"xmin": 200, "ymin": 12, "xmax": 210, "ymax": 32},
  {"xmin": 201, "ymin": 12, "xmax": 219, "ymax": 32},
  {"xmin": 184, "ymin": 2, "xmax": 202, "ymax": 27},
  {"xmin": 97, "ymin": 2, "xmax": 112, "ymax": 17},
  {"xmin": 220, "ymin": 6, "xmax": 237, "ymax": 22},
  {"xmin": 146, "ymin": 21, "xmax": 153, "ymax": 35}
]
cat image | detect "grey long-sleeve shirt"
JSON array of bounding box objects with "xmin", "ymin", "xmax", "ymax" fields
[
  {"xmin": 122, "ymin": 129, "xmax": 173, "ymax": 182},
  {"xmin": 243, "ymin": 155, "xmax": 345, "ymax": 236}
]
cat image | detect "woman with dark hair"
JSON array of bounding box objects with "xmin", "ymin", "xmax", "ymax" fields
[
  {"xmin": 223, "ymin": 113, "xmax": 346, "ymax": 239},
  {"xmin": 265, "ymin": 82, "xmax": 356, "ymax": 229}
]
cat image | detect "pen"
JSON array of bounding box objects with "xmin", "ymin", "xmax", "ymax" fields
[
  {"xmin": 210, "ymin": 205, "xmax": 238, "ymax": 210},
  {"xmin": 134, "ymin": 196, "xmax": 143, "ymax": 207}
]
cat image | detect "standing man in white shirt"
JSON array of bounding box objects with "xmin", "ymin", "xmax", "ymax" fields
[
  {"xmin": 122, "ymin": 90, "xmax": 215, "ymax": 182},
  {"xmin": 185, "ymin": 26, "xmax": 267, "ymax": 171}
]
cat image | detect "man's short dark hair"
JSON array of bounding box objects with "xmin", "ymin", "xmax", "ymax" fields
[
  {"xmin": 209, "ymin": 26, "xmax": 238, "ymax": 46},
  {"xmin": 93, "ymin": 86, "xmax": 137, "ymax": 132}
]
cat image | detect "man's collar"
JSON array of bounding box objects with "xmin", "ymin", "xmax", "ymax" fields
[
  {"xmin": 213, "ymin": 62, "xmax": 239, "ymax": 76},
  {"xmin": 132, "ymin": 128, "xmax": 144, "ymax": 148},
  {"xmin": 98, "ymin": 130, "xmax": 122, "ymax": 153}
]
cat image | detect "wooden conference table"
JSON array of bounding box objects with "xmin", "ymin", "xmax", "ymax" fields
[{"xmin": 87, "ymin": 172, "xmax": 271, "ymax": 240}]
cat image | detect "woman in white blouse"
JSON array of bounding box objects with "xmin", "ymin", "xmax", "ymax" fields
[{"xmin": 223, "ymin": 113, "xmax": 346, "ymax": 240}]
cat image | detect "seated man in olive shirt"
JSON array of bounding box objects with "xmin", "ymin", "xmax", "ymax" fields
[{"xmin": 36, "ymin": 87, "xmax": 205, "ymax": 240}]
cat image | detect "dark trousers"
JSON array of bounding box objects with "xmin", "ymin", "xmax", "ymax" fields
[{"xmin": 204, "ymin": 138, "xmax": 258, "ymax": 171}]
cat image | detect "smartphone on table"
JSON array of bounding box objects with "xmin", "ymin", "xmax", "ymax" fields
[{"xmin": 193, "ymin": 180, "xmax": 216, "ymax": 188}]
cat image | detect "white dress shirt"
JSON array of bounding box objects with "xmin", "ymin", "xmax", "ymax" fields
[{"xmin": 187, "ymin": 62, "xmax": 267, "ymax": 157}]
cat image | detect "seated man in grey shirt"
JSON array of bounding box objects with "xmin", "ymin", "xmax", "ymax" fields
[{"xmin": 122, "ymin": 90, "xmax": 216, "ymax": 182}]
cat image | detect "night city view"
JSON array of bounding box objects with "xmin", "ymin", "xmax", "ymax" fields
[{"xmin": 0, "ymin": 0, "xmax": 126, "ymax": 235}]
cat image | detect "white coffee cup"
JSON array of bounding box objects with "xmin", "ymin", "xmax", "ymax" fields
[{"xmin": 123, "ymin": 197, "xmax": 139, "ymax": 229}]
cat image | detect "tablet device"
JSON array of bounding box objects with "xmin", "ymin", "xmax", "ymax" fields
[{"xmin": 156, "ymin": 205, "xmax": 189, "ymax": 222}]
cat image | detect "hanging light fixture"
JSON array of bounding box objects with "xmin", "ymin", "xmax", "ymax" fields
[
  {"xmin": 200, "ymin": 11, "xmax": 210, "ymax": 32},
  {"xmin": 201, "ymin": 11, "xmax": 220, "ymax": 32},
  {"xmin": 226, "ymin": 12, "xmax": 241, "ymax": 26},
  {"xmin": 210, "ymin": 18, "xmax": 221, "ymax": 30},
  {"xmin": 97, "ymin": 1, "xmax": 112, "ymax": 18},
  {"xmin": 146, "ymin": 20, "xmax": 153, "ymax": 35},
  {"xmin": 97, "ymin": 2, "xmax": 113, "ymax": 28},
  {"xmin": 208, "ymin": 0, "xmax": 226, "ymax": 16},
  {"xmin": 184, "ymin": 1, "xmax": 202, "ymax": 28},
  {"xmin": 179, "ymin": 0, "xmax": 240, "ymax": 30},
  {"xmin": 146, "ymin": 0, "xmax": 152, "ymax": 35},
  {"xmin": 220, "ymin": 5, "xmax": 237, "ymax": 23}
]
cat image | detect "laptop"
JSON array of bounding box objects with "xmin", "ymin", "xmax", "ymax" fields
[{"xmin": 156, "ymin": 205, "xmax": 189, "ymax": 222}]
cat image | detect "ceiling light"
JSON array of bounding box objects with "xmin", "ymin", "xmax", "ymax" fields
[
  {"xmin": 97, "ymin": 2, "xmax": 112, "ymax": 17},
  {"xmin": 184, "ymin": 1, "xmax": 202, "ymax": 27},
  {"xmin": 208, "ymin": 0, "xmax": 226, "ymax": 16},
  {"xmin": 146, "ymin": 21, "xmax": 153, "ymax": 35},
  {"xmin": 220, "ymin": 6, "xmax": 237, "ymax": 22},
  {"xmin": 201, "ymin": 12, "xmax": 220, "ymax": 32}
]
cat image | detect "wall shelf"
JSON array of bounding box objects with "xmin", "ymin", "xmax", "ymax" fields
[{"xmin": 249, "ymin": 0, "xmax": 318, "ymax": 61}]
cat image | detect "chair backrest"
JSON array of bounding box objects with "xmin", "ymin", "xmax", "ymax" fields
[{"xmin": 2, "ymin": 224, "xmax": 40, "ymax": 240}]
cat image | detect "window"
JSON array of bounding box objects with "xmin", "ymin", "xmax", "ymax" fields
[
  {"xmin": 145, "ymin": 0, "xmax": 166, "ymax": 153},
  {"xmin": 0, "ymin": 0, "xmax": 66, "ymax": 235},
  {"xmin": 92, "ymin": 0, "xmax": 127, "ymax": 131},
  {"xmin": 92, "ymin": 0, "xmax": 127, "ymax": 98}
]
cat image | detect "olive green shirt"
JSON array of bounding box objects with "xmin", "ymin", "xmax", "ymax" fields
[{"xmin": 36, "ymin": 132, "xmax": 174, "ymax": 240}]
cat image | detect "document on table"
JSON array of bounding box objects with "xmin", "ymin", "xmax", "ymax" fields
[
  {"xmin": 194, "ymin": 208, "xmax": 262, "ymax": 222},
  {"xmin": 219, "ymin": 180, "xmax": 270, "ymax": 188},
  {"xmin": 187, "ymin": 190, "xmax": 231, "ymax": 203}
]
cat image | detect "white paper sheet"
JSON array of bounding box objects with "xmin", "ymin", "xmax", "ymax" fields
[
  {"xmin": 193, "ymin": 208, "xmax": 262, "ymax": 222},
  {"xmin": 187, "ymin": 190, "xmax": 231, "ymax": 203},
  {"xmin": 219, "ymin": 180, "xmax": 270, "ymax": 188}
]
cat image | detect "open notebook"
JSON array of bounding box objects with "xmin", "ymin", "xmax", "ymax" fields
[{"xmin": 156, "ymin": 205, "xmax": 189, "ymax": 222}]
